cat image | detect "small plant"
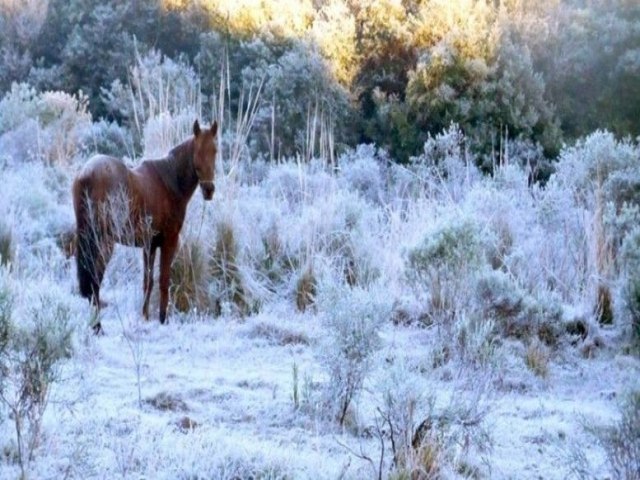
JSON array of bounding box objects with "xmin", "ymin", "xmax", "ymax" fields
[
  {"xmin": 525, "ymin": 340, "xmax": 550, "ymax": 378},
  {"xmin": 567, "ymin": 391, "xmax": 640, "ymax": 480},
  {"xmin": 624, "ymin": 277, "xmax": 640, "ymax": 353},
  {"xmin": 621, "ymin": 229, "xmax": 640, "ymax": 353},
  {"xmin": 295, "ymin": 265, "xmax": 316, "ymax": 313},
  {"xmin": 0, "ymin": 275, "xmax": 74, "ymax": 479},
  {"xmin": 209, "ymin": 220, "xmax": 251, "ymax": 315},
  {"xmin": 598, "ymin": 391, "xmax": 640, "ymax": 480},
  {"xmin": 406, "ymin": 217, "xmax": 487, "ymax": 325},
  {"xmin": 292, "ymin": 361, "xmax": 300, "ymax": 411},
  {"xmin": 596, "ymin": 283, "xmax": 614, "ymax": 325},
  {"xmin": 378, "ymin": 364, "xmax": 493, "ymax": 480},
  {"xmin": 170, "ymin": 240, "xmax": 210, "ymax": 313},
  {"xmin": 318, "ymin": 285, "xmax": 387, "ymax": 426}
]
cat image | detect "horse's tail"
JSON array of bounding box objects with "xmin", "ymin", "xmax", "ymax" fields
[{"xmin": 72, "ymin": 176, "xmax": 98, "ymax": 301}]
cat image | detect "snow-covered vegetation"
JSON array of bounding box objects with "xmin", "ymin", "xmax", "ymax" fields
[{"xmin": 1, "ymin": 0, "xmax": 639, "ymax": 479}]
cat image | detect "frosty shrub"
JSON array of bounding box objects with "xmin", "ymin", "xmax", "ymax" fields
[
  {"xmin": 318, "ymin": 284, "xmax": 388, "ymax": 427},
  {"xmin": 551, "ymin": 132, "xmax": 640, "ymax": 294},
  {"xmin": 0, "ymin": 83, "xmax": 40, "ymax": 134},
  {"xmin": 0, "ymin": 83, "xmax": 92, "ymax": 165},
  {"xmin": 620, "ymin": 228, "xmax": 640, "ymax": 352},
  {"xmin": 560, "ymin": 390, "xmax": 640, "ymax": 480},
  {"xmin": 0, "ymin": 274, "xmax": 74, "ymax": 478},
  {"xmin": 475, "ymin": 269, "xmax": 563, "ymax": 346},
  {"xmin": 253, "ymin": 40, "xmax": 352, "ymax": 159},
  {"xmin": 79, "ymin": 119, "xmax": 133, "ymax": 159},
  {"xmin": 408, "ymin": 124, "xmax": 480, "ymax": 200},
  {"xmin": 597, "ymin": 391, "xmax": 640, "ymax": 480},
  {"xmin": 453, "ymin": 313, "xmax": 498, "ymax": 370},
  {"xmin": 103, "ymin": 49, "xmax": 202, "ymax": 152},
  {"xmin": 406, "ymin": 216, "xmax": 487, "ymax": 325},
  {"xmin": 318, "ymin": 191, "xmax": 382, "ymax": 288},
  {"xmin": 338, "ymin": 144, "xmax": 388, "ymax": 205},
  {"xmin": 258, "ymin": 219, "xmax": 294, "ymax": 290},
  {"xmin": 553, "ymin": 131, "xmax": 640, "ymax": 214},
  {"xmin": 376, "ymin": 362, "xmax": 429, "ymax": 478},
  {"xmin": 380, "ymin": 368, "xmax": 493, "ymax": 479}
]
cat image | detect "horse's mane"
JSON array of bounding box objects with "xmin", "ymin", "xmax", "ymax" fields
[{"xmin": 151, "ymin": 139, "xmax": 198, "ymax": 199}]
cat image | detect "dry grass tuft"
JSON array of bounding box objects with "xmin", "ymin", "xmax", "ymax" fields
[
  {"xmin": 170, "ymin": 240, "xmax": 209, "ymax": 313},
  {"xmin": 295, "ymin": 265, "xmax": 316, "ymax": 313},
  {"xmin": 525, "ymin": 341, "xmax": 550, "ymax": 378},
  {"xmin": 247, "ymin": 321, "xmax": 310, "ymax": 346},
  {"xmin": 210, "ymin": 220, "xmax": 250, "ymax": 315},
  {"xmin": 596, "ymin": 283, "xmax": 614, "ymax": 325}
]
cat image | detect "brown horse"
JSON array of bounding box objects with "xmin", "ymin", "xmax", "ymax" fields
[{"xmin": 72, "ymin": 119, "xmax": 218, "ymax": 331}]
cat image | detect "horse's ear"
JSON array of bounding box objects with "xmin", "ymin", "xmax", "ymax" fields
[
  {"xmin": 193, "ymin": 119, "xmax": 201, "ymax": 137},
  {"xmin": 211, "ymin": 121, "xmax": 218, "ymax": 137}
]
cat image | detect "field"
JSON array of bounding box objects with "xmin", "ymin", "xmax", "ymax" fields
[{"xmin": 0, "ymin": 118, "xmax": 639, "ymax": 479}]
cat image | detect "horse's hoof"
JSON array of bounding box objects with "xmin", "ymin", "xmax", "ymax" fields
[
  {"xmin": 90, "ymin": 298, "xmax": 109, "ymax": 309},
  {"xmin": 92, "ymin": 322, "xmax": 105, "ymax": 336}
]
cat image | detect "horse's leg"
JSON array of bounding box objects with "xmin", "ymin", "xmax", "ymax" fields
[
  {"xmin": 91, "ymin": 239, "xmax": 114, "ymax": 335},
  {"xmin": 142, "ymin": 244, "xmax": 157, "ymax": 320},
  {"xmin": 158, "ymin": 236, "xmax": 178, "ymax": 324},
  {"xmin": 76, "ymin": 228, "xmax": 100, "ymax": 302},
  {"xmin": 94, "ymin": 239, "xmax": 114, "ymax": 292}
]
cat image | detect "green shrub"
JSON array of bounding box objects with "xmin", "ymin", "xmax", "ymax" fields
[
  {"xmin": 406, "ymin": 217, "xmax": 487, "ymax": 324},
  {"xmin": 475, "ymin": 269, "xmax": 563, "ymax": 346}
]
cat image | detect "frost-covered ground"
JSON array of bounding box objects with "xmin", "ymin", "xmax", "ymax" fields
[
  {"xmin": 1, "ymin": 289, "xmax": 637, "ymax": 479},
  {"xmin": 1, "ymin": 125, "xmax": 639, "ymax": 479}
]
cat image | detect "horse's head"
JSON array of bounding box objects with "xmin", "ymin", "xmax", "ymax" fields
[{"xmin": 192, "ymin": 119, "xmax": 218, "ymax": 201}]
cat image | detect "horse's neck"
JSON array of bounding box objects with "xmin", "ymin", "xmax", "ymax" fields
[{"xmin": 155, "ymin": 140, "xmax": 198, "ymax": 202}]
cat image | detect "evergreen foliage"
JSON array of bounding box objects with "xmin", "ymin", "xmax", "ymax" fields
[{"xmin": 1, "ymin": 0, "xmax": 637, "ymax": 162}]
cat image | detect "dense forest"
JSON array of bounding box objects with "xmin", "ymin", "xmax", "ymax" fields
[{"xmin": 1, "ymin": 0, "xmax": 639, "ymax": 170}]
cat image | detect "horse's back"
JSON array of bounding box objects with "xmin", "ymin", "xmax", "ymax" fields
[
  {"xmin": 73, "ymin": 155, "xmax": 130, "ymax": 197},
  {"xmin": 72, "ymin": 155, "xmax": 132, "ymax": 231}
]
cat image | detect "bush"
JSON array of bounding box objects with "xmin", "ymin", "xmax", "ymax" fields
[
  {"xmin": 79, "ymin": 119, "xmax": 133, "ymax": 159},
  {"xmin": 318, "ymin": 284, "xmax": 388, "ymax": 426},
  {"xmin": 380, "ymin": 365, "xmax": 493, "ymax": 479},
  {"xmin": 0, "ymin": 273, "xmax": 74, "ymax": 478},
  {"xmin": 598, "ymin": 391, "xmax": 640, "ymax": 480},
  {"xmin": 209, "ymin": 219, "xmax": 251, "ymax": 316},
  {"xmin": 338, "ymin": 144, "xmax": 387, "ymax": 205},
  {"xmin": 103, "ymin": 49, "xmax": 201, "ymax": 155},
  {"xmin": 170, "ymin": 239, "xmax": 211, "ymax": 314},
  {"xmin": 475, "ymin": 269, "xmax": 563, "ymax": 346},
  {"xmin": 406, "ymin": 216, "xmax": 488, "ymax": 324},
  {"xmin": 294, "ymin": 264, "xmax": 316, "ymax": 313},
  {"xmin": 621, "ymin": 229, "xmax": 640, "ymax": 352},
  {"xmin": 0, "ymin": 83, "xmax": 92, "ymax": 165}
]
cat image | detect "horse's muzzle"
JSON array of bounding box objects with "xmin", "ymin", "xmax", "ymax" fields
[{"xmin": 200, "ymin": 181, "xmax": 215, "ymax": 200}]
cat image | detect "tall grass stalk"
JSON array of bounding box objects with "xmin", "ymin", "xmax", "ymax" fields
[{"xmin": 210, "ymin": 50, "xmax": 264, "ymax": 192}]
